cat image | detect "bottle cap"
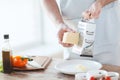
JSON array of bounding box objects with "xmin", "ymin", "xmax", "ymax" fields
[{"xmin": 4, "ymin": 34, "xmax": 9, "ymax": 39}]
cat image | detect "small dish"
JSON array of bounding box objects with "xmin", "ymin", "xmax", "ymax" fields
[{"xmin": 108, "ymin": 72, "xmax": 119, "ymax": 80}]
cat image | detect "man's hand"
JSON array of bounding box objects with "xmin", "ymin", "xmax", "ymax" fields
[
  {"xmin": 82, "ymin": 1, "xmax": 102, "ymax": 20},
  {"xmin": 82, "ymin": 0, "xmax": 116, "ymax": 20},
  {"xmin": 57, "ymin": 24, "xmax": 75, "ymax": 47}
]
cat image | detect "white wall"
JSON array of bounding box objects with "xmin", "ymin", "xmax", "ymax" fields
[
  {"xmin": 0, "ymin": 0, "xmax": 41, "ymax": 47},
  {"xmin": 0, "ymin": 0, "xmax": 61, "ymax": 55}
]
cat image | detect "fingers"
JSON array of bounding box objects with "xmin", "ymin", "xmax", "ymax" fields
[
  {"xmin": 82, "ymin": 4, "xmax": 102, "ymax": 20},
  {"xmin": 59, "ymin": 39, "xmax": 74, "ymax": 47},
  {"xmin": 89, "ymin": 8, "xmax": 101, "ymax": 19},
  {"xmin": 82, "ymin": 10, "xmax": 101, "ymax": 20},
  {"xmin": 57, "ymin": 29, "xmax": 64, "ymax": 43},
  {"xmin": 82, "ymin": 10, "xmax": 91, "ymax": 20},
  {"xmin": 57, "ymin": 26, "xmax": 75, "ymax": 47}
]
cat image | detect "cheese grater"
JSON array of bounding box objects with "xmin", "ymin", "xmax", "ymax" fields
[{"xmin": 72, "ymin": 19, "xmax": 96, "ymax": 57}]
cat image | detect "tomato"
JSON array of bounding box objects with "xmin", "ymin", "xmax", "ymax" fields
[
  {"xmin": 90, "ymin": 76, "xmax": 95, "ymax": 80},
  {"xmin": 105, "ymin": 76, "xmax": 111, "ymax": 80},
  {"xmin": 12, "ymin": 56, "xmax": 28, "ymax": 67}
]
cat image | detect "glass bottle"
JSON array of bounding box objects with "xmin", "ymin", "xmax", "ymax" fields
[{"xmin": 2, "ymin": 34, "xmax": 13, "ymax": 73}]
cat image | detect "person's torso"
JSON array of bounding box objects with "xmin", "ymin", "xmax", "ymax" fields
[
  {"xmin": 59, "ymin": 0, "xmax": 120, "ymax": 66},
  {"xmin": 60, "ymin": 0, "xmax": 95, "ymax": 19}
]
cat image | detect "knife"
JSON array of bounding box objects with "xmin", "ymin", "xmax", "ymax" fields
[{"xmin": 27, "ymin": 60, "xmax": 42, "ymax": 68}]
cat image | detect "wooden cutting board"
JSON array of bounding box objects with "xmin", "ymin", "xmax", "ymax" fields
[{"xmin": 13, "ymin": 56, "xmax": 52, "ymax": 71}]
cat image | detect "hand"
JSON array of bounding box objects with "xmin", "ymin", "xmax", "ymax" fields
[
  {"xmin": 82, "ymin": 1, "xmax": 102, "ymax": 20},
  {"xmin": 57, "ymin": 23, "xmax": 75, "ymax": 47}
]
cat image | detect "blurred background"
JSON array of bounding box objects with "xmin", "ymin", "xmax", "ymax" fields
[{"xmin": 0, "ymin": 0, "xmax": 63, "ymax": 58}]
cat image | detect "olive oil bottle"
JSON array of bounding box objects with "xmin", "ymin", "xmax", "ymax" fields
[{"xmin": 2, "ymin": 34, "xmax": 13, "ymax": 73}]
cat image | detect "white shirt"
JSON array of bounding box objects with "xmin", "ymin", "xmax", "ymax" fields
[
  {"xmin": 59, "ymin": 0, "xmax": 120, "ymax": 66},
  {"xmin": 60, "ymin": 0, "xmax": 95, "ymax": 19}
]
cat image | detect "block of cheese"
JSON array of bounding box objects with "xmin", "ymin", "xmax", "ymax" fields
[{"xmin": 62, "ymin": 32, "xmax": 79, "ymax": 45}]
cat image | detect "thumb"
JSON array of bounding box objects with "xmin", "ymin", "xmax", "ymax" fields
[{"xmin": 82, "ymin": 10, "xmax": 91, "ymax": 20}]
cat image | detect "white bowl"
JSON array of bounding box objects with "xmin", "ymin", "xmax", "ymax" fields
[
  {"xmin": 108, "ymin": 72, "xmax": 119, "ymax": 80},
  {"xmin": 86, "ymin": 70, "xmax": 108, "ymax": 79}
]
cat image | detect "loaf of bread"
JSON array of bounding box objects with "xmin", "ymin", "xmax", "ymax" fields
[{"xmin": 62, "ymin": 32, "xmax": 79, "ymax": 45}]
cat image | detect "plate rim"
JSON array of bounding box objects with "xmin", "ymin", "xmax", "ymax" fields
[{"xmin": 55, "ymin": 59, "xmax": 102, "ymax": 75}]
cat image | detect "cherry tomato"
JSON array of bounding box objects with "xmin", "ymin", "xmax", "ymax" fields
[
  {"xmin": 105, "ymin": 76, "xmax": 111, "ymax": 80},
  {"xmin": 12, "ymin": 56, "xmax": 28, "ymax": 67},
  {"xmin": 90, "ymin": 76, "xmax": 95, "ymax": 80}
]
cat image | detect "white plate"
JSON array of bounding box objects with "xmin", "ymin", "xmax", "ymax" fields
[{"xmin": 55, "ymin": 60, "xmax": 102, "ymax": 75}]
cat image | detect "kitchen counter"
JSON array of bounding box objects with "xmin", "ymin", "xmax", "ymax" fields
[{"xmin": 0, "ymin": 58, "xmax": 120, "ymax": 80}]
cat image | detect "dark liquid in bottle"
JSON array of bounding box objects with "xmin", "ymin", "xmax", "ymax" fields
[{"xmin": 2, "ymin": 51, "xmax": 13, "ymax": 73}]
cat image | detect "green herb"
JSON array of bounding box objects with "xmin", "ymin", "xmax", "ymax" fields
[
  {"xmin": 21, "ymin": 57, "xmax": 33, "ymax": 61},
  {"xmin": 0, "ymin": 61, "xmax": 3, "ymax": 72}
]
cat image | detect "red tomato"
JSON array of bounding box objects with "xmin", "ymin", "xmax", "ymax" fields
[
  {"xmin": 12, "ymin": 56, "xmax": 28, "ymax": 67},
  {"xmin": 90, "ymin": 76, "xmax": 95, "ymax": 80},
  {"xmin": 105, "ymin": 76, "xmax": 111, "ymax": 80}
]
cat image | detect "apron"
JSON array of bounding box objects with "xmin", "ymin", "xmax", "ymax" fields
[{"xmin": 59, "ymin": 0, "xmax": 120, "ymax": 66}]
